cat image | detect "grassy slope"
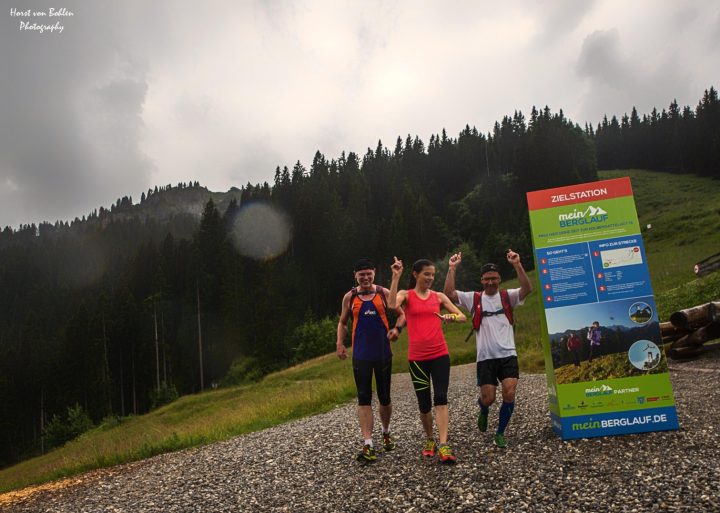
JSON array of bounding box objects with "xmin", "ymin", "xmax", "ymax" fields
[{"xmin": 2, "ymin": 169, "xmax": 719, "ymax": 493}]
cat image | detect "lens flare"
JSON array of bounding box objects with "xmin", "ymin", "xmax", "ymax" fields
[{"xmin": 230, "ymin": 203, "xmax": 291, "ymax": 260}]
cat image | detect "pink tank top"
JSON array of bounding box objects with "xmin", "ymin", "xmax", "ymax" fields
[{"xmin": 405, "ymin": 290, "xmax": 449, "ymax": 361}]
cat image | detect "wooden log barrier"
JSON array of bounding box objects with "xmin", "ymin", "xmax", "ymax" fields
[
  {"xmin": 667, "ymin": 342, "xmax": 720, "ymax": 360},
  {"xmin": 660, "ymin": 321, "xmax": 691, "ymax": 342},
  {"xmin": 671, "ymin": 319, "xmax": 720, "ymax": 350},
  {"xmin": 669, "ymin": 301, "xmax": 720, "ymax": 329}
]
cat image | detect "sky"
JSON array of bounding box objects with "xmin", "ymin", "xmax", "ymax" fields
[{"xmin": 2, "ymin": 0, "xmax": 719, "ymax": 229}]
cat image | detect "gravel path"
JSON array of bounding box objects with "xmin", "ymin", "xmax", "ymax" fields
[{"xmin": 3, "ymin": 353, "xmax": 720, "ymax": 513}]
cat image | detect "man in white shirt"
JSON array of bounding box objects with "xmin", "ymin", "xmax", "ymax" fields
[{"xmin": 443, "ymin": 249, "xmax": 532, "ymax": 448}]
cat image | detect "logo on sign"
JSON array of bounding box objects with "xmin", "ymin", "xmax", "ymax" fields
[
  {"xmin": 585, "ymin": 384, "xmax": 613, "ymax": 397},
  {"xmin": 558, "ymin": 205, "xmax": 608, "ymax": 227}
]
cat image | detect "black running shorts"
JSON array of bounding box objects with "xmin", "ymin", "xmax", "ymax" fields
[{"xmin": 476, "ymin": 356, "xmax": 519, "ymax": 386}]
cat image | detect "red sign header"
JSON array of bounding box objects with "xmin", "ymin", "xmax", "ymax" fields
[{"xmin": 526, "ymin": 177, "xmax": 633, "ymax": 211}]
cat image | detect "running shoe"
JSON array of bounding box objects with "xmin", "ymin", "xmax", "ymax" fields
[
  {"xmin": 438, "ymin": 444, "xmax": 457, "ymax": 464},
  {"xmin": 494, "ymin": 433, "xmax": 508, "ymax": 449},
  {"xmin": 356, "ymin": 444, "xmax": 377, "ymax": 463},
  {"xmin": 477, "ymin": 411, "xmax": 488, "ymax": 432},
  {"xmin": 382, "ymin": 432, "xmax": 397, "ymax": 452},
  {"xmin": 421, "ymin": 438, "xmax": 437, "ymax": 457}
]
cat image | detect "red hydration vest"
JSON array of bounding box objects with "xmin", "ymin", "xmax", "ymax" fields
[{"xmin": 471, "ymin": 289, "xmax": 514, "ymax": 330}]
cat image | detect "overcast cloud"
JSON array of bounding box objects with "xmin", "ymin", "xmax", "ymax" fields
[{"xmin": 1, "ymin": 0, "xmax": 719, "ymax": 228}]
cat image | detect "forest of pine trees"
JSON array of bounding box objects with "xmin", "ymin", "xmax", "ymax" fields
[
  {"xmin": 593, "ymin": 86, "xmax": 720, "ymax": 175},
  {"xmin": 0, "ymin": 88, "xmax": 718, "ymax": 467}
]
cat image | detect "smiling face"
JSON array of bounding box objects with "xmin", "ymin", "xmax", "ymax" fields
[
  {"xmin": 413, "ymin": 265, "xmax": 435, "ymax": 291},
  {"xmin": 354, "ymin": 268, "xmax": 376, "ymax": 290},
  {"xmin": 481, "ymin": 271, "xmax": 502, "ymax": 295}
]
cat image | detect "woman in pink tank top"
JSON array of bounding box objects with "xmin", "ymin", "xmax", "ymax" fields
[{"xmin": 388, "ymin": 257, "xmax": 466, "ymax": 464}]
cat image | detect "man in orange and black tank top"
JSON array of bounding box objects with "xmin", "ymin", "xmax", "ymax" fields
[{"xmin": 337, "ymin": 258, "xmax": 406, "ymax": 463}]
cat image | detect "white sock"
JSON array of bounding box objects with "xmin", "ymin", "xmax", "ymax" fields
[
  {"xmin": 382, "ymin": 426, "xmax": 390, "ymax": 434},
  {"xmin": 364, "ymin": 438, "xmax": 373, "ymax": 447}
]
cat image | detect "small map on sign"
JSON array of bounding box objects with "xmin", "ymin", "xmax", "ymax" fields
[{"xmin": 601, "ymin": 246, "xmax": 643, "ymax": 269}]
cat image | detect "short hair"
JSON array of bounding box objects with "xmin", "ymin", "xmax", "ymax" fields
[{"xmin": 353, "ymin": 258, "xmax": 376, "ymax": 272}]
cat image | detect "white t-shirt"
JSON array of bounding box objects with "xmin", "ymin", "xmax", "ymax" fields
[{"xmin": 456, "ymin": 288, "xmax": 524, "ymax": 362}]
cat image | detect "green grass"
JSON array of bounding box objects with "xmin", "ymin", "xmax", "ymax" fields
[
  {"xmin": 554, "ymin": 350, "xmax": 669, "ymax": 385},
  {"xmin": 2, "ymin": 168, "xmax": 719, "ymax": 494},
  {"xmin": 601, "ymin": 169, "xmax": 720, "ymax": 292}
]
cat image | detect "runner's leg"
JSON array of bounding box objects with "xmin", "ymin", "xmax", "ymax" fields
[
  {"xmin": 375, "ymin": 359, "xmax": 392, "ymax": 432},
  {"xmin": 429, "ymin": 355, "xmax": 451, "ymax": 444},
  {"xmin": 353, "ymin": 359, "xmax": 374, "ymax": 442}
]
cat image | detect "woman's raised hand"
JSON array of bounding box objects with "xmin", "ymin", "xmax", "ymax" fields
[{"xmin": 391, "ymin": 256, "xmax": 403, "ymax": 278}]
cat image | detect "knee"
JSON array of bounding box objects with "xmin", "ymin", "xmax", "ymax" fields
[
  {"xmin": 433, "ymin": 392, "xmax": 448, "ymax": 407},
  {"xmin": 418, "ymin": 395, "xmax": 432, "ymax": 414},
  {"xmin": 481, "ymin": 391, "xmax": 496, "ymax": 406},
  {"xmin": 378, "ymin": 391, "xmax": 391, "ymax": 407},
  {"xmin": 502, "ymin": 384, "xmax": 517, "ymax": 403},
  {"xmin": 357, "ymin": 391, "xmax": 372, "ymax": 406}
]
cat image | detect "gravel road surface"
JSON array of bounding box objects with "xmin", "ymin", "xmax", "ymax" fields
[{"xmin": 2, "ymin": 353, "xmax": 719, "ymax": 513}]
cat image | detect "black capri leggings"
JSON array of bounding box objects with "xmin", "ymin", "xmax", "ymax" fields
[
  {"xmin": 409, "ymin": 354, "xmax": 450, "ymax": 414},
  {"xmin": 352, "ymin": 358, "xmax": 392, "ymax": 406}
]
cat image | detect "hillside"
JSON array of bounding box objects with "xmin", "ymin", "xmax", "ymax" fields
[{"xmin": 1, "ymin": 168, "xmax": 719, "ymax": 494}]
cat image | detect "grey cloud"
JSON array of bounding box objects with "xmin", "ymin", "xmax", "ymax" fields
[
  {"xmin": 0, "ymin": 0, "xmax": 159, "ymax": 228},
  {"xmin": 229, "ymin": 141, "xmax": 284, "ymax": 186},
  {"xmin": 533, "ymin": 0, "xmax": 597, "ymax": 46},
  {"xmin": 711, "ymin": 10, "xmax": 720, "ymax": 49},
  {"xmin": 174, "ymin": 94, "xmax": 212, "ymax": 125},
  {"xmin": 575, "ymin": 29, "xmax": 636, "ymax": 125},
  {"xmin": 574, "ymin": 25, "xmax": 697, "ymax": 126},
  {"xmin": 576, "ymin": 29, "xmax": 629, "ymax": 88},
  {"xmin": 2, "ymin": 0, "xmax": 719, "ymax": 229},
  {"xmin": 671, "ymin": 5, "xmax": 699, "ymax": 31}
]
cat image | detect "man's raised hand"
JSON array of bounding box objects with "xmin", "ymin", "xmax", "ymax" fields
[
  {"xmin": 506, "ymin": 248, "xmax": 520, "ymax": 265},
  {"xmin": 449, "ymin": 252, "xmax": 462, "ymax": 270}
]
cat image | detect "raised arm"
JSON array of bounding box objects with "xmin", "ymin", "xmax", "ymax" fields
[
  {"xmin": 387, "ymin": 256, "xmax": 405, "ymax": 310},
  {"xmin": 336, "ymin": 292, "xmax": 352, "ymax": 359},
  {"xmin": 507, "ymin": 248, "xmax": 532, "ymax": 301},
  {"xmin": 443, "ymin": 252, "xmax": 462, "ymax": 304}
]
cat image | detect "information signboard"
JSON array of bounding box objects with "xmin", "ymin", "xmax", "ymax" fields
[{"xmin": 527, "ymin": 177, "xmax": 678, "ymax": 439}]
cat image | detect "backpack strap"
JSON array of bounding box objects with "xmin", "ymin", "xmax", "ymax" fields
[
  {"xmin": 499, "ymin": 289, "xmax": 514, "ymax": 325},
  {"xmin": 375, "ymin": 285, "xmax": 389, "ymax": 312},
  {"xmin": 467, "ymin": 290, "xmax": 513, "ymax": 341},
  {"xmin": 465, "ymin": 291, "xmax": 483, "ymax": 342},
  {"xmin": 471, "ymin": 291, "xmax": 483, "ymax": 330}
]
